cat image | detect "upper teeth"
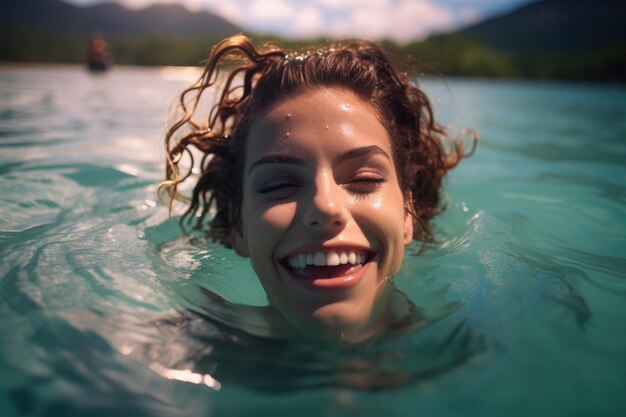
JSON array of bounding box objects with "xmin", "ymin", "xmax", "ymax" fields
[{"xmin": 285, "ymin": 251, "xmax": 368, "ymax": 269}]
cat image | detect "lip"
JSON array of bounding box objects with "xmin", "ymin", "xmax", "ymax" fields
[
  {"xmin": 281, "ymin": 260, "xmax": 370, "ymax": 292},
  {"xmin": 278, "ymin": 244, "xmax": 374, "ymax": 292}
]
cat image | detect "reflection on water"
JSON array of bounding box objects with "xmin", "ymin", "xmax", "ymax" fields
[
  {"xmin": 130, "ymin": 308, "xmax": 478, "ymax": 392},
  {"xmin": 110, "ymin": 208, "xmax": 593, "ymax": 394},
  {"xmin": 0, "ymin": 66, "xmax": 625, "ymax": 416}
]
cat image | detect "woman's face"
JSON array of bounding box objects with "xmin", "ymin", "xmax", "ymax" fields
[{"xmin": 231, "ymin": 88, "xmax": 413, "ymax": 341}]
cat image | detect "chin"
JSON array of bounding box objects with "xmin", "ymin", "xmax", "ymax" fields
[{"xmin": 285, "ymin": 298, "xmax": 386, "ymax": 343}]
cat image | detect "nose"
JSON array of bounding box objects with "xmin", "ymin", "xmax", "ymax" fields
[{"xmin": 301, "ymin": 170, "xmax": 348, "ymax": 232}]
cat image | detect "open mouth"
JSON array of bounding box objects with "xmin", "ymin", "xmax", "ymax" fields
[{"xmin": 282, "ymin": 250, "xmax": 371, "ymax": 280}]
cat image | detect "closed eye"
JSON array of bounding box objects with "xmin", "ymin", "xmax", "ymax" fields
[
  {"xmin": 257, "ymin": 180, "xmax": 300, "ymax": 197},
  {"xmin": 345, "ymin": 176, "xmax": 385, "ymax": 194}
]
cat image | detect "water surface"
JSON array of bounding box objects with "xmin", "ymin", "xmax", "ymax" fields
[{"xmin": 0, "ymin": 65, "xmax": 625, "ymax": 416}]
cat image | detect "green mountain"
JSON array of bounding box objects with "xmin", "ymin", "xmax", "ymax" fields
[
  {"xmin": 1, "ymin": 0, "xmax": 241, "ymax": 65},
  {"xmin": 456, "ymin": 0, "xmax": 626, "ymax": 54},
  {"xmin": 3, "ymin": 0, "xmax": 240, "ymax": 37},
  {"xmin": 1, "ymin": 0, "xmax": 624, "ymax": 81},
  {"xmin": 398, "ymin": 0, "xmax": 626, "ymax": 81}
]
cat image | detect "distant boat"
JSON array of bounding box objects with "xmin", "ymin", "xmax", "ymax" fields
[{"xmin": 87, "ymin": 32, "xmax": 113, "ymax": 72}]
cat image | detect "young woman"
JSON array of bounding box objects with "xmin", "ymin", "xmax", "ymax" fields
[{"xmin": 161, "ymin": 35, "xmax": 471, "ymax": 342}]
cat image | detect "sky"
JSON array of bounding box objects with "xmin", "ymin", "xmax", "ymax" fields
[{"xmin": 66, "ymin": 0, "xmax": 532, "ymax": 42}]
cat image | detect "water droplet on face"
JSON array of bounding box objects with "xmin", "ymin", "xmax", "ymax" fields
[
  {"xmin": 285, "ymin": 132, "xmax": 290, "ymax": 137},
  {"xmin": 286, "ymin": 113, "xmax": 292, "ymax": 119},
  {"xmin": 325, "ymin": 125, "xmax": 329, "ymax": 130},
  {"xmin": 339, "ymin": 103, "xmax": 351, "ymax": 111}
]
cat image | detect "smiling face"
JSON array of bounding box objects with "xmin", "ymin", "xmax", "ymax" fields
[{"xmin": 231, "ymin": 88, "xmax": 413, "ymax": 341}]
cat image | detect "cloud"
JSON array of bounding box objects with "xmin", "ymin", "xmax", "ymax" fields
[
  {"xmin": 314, "ymin": 0, "xmax": 390, "ymax": 11},
  {"xmin": 293, "ymin": 6, "xmax": 325, "ymax": 38},
  {"xmin": 328, "ymin": 0, "xmax": 454, "ymax": 42},
  {"xmin": 227, "ymin": 0, "xmax": 454, "ymax": 41},
  {"xmin": 249, "ymin": 0, "xmax": 295, "ymax": 20},
  {"xmin": 65, "ymin": 0, "xmax": 467, "ymax": 42}
]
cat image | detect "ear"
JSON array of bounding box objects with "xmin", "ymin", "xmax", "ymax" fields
[
  {"xmin": 403, "ymin": 210, "xmax": 414, "ymax": 246},
  {"xmin": 403, "ymin": 199, "xmax": 414, "ymax": 246},
  {"xmin": 229, "ymin": 226, "xmax": 249, "ymax": 258}
]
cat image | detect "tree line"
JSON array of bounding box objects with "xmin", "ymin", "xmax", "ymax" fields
[{"xmin": 1, "ymin": 28, "xmax": 623, "ymax": 82}]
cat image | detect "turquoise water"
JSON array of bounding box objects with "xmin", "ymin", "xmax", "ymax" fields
[{"xmin": 1, "ymin": 65, "xmax": 625, "ymax": 416}]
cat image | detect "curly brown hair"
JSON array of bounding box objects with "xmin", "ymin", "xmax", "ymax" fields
[{"xmin": 160, "ymin": 34, "xmax": 474, "ymax": 246}]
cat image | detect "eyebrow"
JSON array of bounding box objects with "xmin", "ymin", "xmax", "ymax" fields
[
  {"xmin": 248, "ymin": 153, "xmax": 306, "ymax": 175},
  {"xmin": 336, "ymin": 145, "xmax": 391, "ymax": 164},
  {"xmin": 248, "ymin": 145, "xmax": 391, "ymax": 175}
]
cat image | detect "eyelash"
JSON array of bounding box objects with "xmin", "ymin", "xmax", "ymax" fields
[
  {"xmin": 256, "ymin": 176, "xmax": 385, "ymax": 198},
  {"xmin": 346, "ymin": 176, "xmax": 385, "ymax": 194},
  {"xmin": 257, "ymin": 181, "xmax": 299, "ymax": 195}
]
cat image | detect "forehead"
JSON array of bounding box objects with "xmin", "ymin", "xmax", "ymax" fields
[
  {"xmin": 261, "ymin": 88, "xmax": 379, "ymax": 125},
  {"xmin": 245, "ymin": 88, "xmax": 392, "ymax": 158}
]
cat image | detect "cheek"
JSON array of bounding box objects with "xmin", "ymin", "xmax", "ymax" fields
[
  {"xmin": 368, "ymin": 191, "xmax": 406, "ymax": 225},
  {"xmin": 243, "ymin": 201, "xmax": 297, "ymax": 246},
  {"xmin": 359, "ymin": 192, "xmax": 407, "ymax": 264},
  {"xmin": 243, "ymin": 202, "xmax": 297, "ymax": 294},
  {"xmin": 260, "ymin": 203, "xmax": 297, "ymax": 230}
]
